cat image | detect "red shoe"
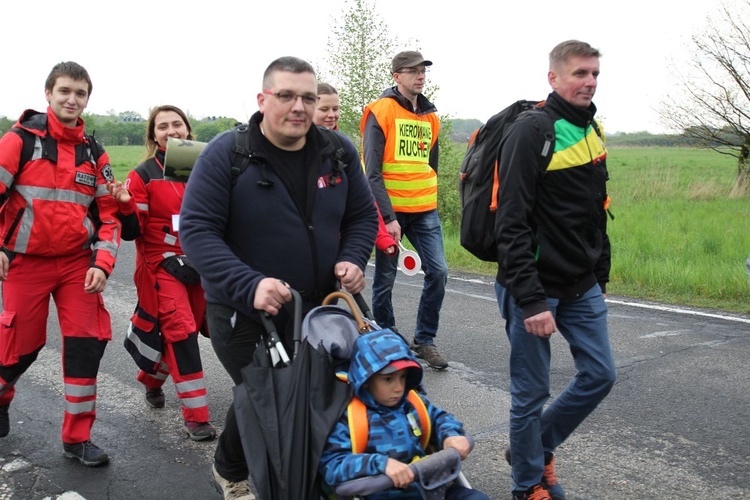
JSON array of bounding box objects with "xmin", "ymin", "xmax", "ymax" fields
[{"xmin": 513, "ymin": 484, "xmax": 552, "ymax": 500}]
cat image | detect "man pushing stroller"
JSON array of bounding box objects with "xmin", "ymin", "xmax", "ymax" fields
[{"xmin": 319, "ymin": 329, "xmax": 488, "ymax": 499}]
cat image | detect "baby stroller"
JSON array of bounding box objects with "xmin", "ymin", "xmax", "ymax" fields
[
  {"xmin": 303, "ymin": 291, "xmax": 476, "ymax": 499},
  {"xmin": 232, "ymin": 288, "xmax": 351, "ymax": 500}
]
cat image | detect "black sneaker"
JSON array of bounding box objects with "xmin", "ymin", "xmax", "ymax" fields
[
  {"xmin": 184, "ymin": 421, "xmax": 217, "ymax": 441},
  {"xmin": 0, "ymin": 405, "xmax": 9, "ymax": 438},
  {"xmin": 411, "ymin": 340, "xmax": 448, "ymax": 369},
  {"xmin": 145, "ymin": 388, "xmax": 165, "ymax": 408},
  {"xmin": 63, "ymin": 440, "xmax": 110, "ymax": 467}
]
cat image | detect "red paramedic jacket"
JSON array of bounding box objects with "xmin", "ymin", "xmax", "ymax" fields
[{"xmin": 0, "ymin": 108, "xmax": 120, "ymax": 275}]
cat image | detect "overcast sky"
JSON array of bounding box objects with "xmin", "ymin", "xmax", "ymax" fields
[{"xmin": 1, "ymin": 0, "xmax": 725, "ymax": 133}]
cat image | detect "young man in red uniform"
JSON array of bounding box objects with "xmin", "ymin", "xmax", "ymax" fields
[{"xmin": 0, "ymin": 61, "xmax": 121, "ymax": 466}]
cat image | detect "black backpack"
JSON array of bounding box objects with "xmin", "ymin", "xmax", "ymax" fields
[
  {"xmin": 458, "ymin": 100, "xmax": 554, "ymax": 262},
  {"xmin": 229, "ymin": 123, "xmax": 349, "ymax": 188}
]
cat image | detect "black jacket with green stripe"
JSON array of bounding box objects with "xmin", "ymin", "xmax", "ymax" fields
[{"xmin": 495, "ymin": 91, "xmax": 611, "ymax": 319}]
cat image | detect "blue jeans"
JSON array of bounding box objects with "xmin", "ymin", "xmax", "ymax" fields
[
  {"xmin": 495, "ymin": 283, "xmax": 616, "ymax": 492},
  {"xmin": 371, "ymin": 210, "xmax": 448, "ymax": 345}
]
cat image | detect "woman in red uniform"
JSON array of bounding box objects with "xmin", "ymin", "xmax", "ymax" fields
[{"xmin": 109, "ymin": 105, "xmax": 216, "ymax": 441}]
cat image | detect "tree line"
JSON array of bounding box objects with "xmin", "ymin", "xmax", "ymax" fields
[
  {"xmin": 0, "ymin": 112, "xmax": 240, "ymax": 146},
  {"xmin": 0, "ymin": 111, "xmax": 725, "ymax": 150}
]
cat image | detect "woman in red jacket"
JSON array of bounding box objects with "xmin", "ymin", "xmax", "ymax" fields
[
  {"xmin": 108, "ymin": 105, "xmax": 216, "ymax": 441},
  {"xmin": 315, "ymin": 83, "xmax": 397, "ymax": 257}
]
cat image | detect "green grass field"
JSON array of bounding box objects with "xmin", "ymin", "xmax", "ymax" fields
[
  {"xmin": 105, "ymin": 145, "xmax": 750, "ymax": 314},
  {"xmin": 606, "ymin": 147, "xmax": 749, "ymax": 313},
  {"xmin": 106, "ymin": 145, "xmax": 146, "ymax": 179}
]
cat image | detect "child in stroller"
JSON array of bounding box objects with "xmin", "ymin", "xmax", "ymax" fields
[{"xmin": 318, "ymin": 327, "xmax": 488, "ymax": 499}]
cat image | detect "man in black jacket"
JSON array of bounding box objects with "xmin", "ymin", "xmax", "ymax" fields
[
  {"xmin": 180, "ymin": 56, "xmax": 377, "ymax": 500},
  {"xmin": 494, "ymin": 40, "xmax": 617, "ymax": 500}
]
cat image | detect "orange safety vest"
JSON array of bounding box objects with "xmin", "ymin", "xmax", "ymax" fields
[
  {"xmin": 347, "ymin": 390, "xmax": 432, "ymax": 454},
  {"xmin": 361, "ymin": 99, "xmax": 440, "ymax": 213}
]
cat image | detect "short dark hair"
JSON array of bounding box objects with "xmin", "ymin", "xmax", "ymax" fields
[
  {"xmin": 45, "ymin": 61, "xmax": 93, "ymax": 96},
  {"xmin": 145, "ymin": 105, "xmax": 194, "ymax": 158},
  {"xmin": 317, "ymin": 82, "xmax": 338, "ymax": 96},
  {"xmin": 262, "ymin": 56, "xmax": 316, "ymax": 89},
  {"xmin": 549, "ymin": 40, "xmax": 601, "ymax": 70}
]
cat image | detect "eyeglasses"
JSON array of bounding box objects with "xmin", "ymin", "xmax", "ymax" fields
[
  {"xmin": 398, "ymin": 68, "xmax": 429, "ymax": 75},
  {"xmin": 262, "ymin": 90, "xmax": 319, "ymax": 107}
]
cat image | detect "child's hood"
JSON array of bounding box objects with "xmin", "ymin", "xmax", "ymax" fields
[{"xmin": 348, "ymin": 329, "xmax": 423, "ymax": 404}]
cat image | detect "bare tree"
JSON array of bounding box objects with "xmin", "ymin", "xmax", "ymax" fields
[{"xmin": 661, "ymin": 0, "xmax": 750, "ymax": 191}]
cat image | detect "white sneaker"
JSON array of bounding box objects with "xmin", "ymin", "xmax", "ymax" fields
[{"xmin": 211, "ymin": 464, "xmax": 255, "ymax": 500}]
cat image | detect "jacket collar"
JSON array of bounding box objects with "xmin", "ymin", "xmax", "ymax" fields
[
  {"xmin": 46, "ymin": 106, "xmax": 86, "ymax": 143},
  {"xmin": 379, "ymin": 86, "xmax": 437, "ymax": 115},
  {"xmin": 545, "ymin": 91, "xmax": 597, "ymax": 128},
  {"xmin": 15, "ymin": 108, "xmax": 85, "ymax": 144}
]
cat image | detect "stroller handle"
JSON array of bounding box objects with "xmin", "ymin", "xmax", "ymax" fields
[
  {"xmin": 333, "ymin": 434, "xmax": 474, "ymax": 496},
  {"xmin": 352, "ymin": 293, "xmax": 375, "ymax": 322},
  {"xmin": 321, "ymin": 291, "xmax": 371, "ymax": 333}
]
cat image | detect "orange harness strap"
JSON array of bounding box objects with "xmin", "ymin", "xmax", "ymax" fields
[{"xmin": 347, "ymin": 390, "xmax": 431, "ymax": 454}]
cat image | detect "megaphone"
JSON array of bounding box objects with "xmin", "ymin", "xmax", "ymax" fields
[
  {"xmin": 163, "ymin": 137, "xmax": 208, "ymax": 182},
  {"xmin": 398, "ymin": 241, "xmax": 421, "ymax": 276}
]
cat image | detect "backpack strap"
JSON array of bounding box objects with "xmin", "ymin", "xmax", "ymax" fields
[
  {"xmin": 318, "ymin": 126, "xmax": 349, "ymax": 185},
  {"xmin": 487, "ymin": 104, "xmax": 555, "ymax": 213},
  {"xmin": 133, "ymin": 157, "xmax": 164, "ymax": 185},
  {"xmin": 347, "ymin": 389, "xmax": 431, "ymax": 455},
  {"xmin": 230, "ymin": 122, "xmax": 251, "ymax": 186},
  {"xmin": 590, "ymin": 119, "xmax": 602, "ymax": 140},
  {"xmin": 406, "ymin": 390, "xmax": 431, "ymax": 451},
  {"xmin": 1, "ymin": 127, "xmax": 64, "ymax": 207},
  {"xmin": 10, "ymin": 127, "xmax": 105, "ymax": 173},
  {"xmin": 9, "ymin": 127, "xmax": 57, "ymax": 172},
  {"xmin": 525, "ymin": 106, "xmax": 556, "ymax": 173},
  {"xmin": 78, "ymin": 133, "xmax": 106, "ymax": 167},
  {"xmin": 229, "ymin": 123, "xmax": 350, "ymax": 190},
  {"xmin": 231, "ymin": 122, "xmax": 274, "ymax": 188},
  {"xmin": 347, "ymin": 397, "xmax": 369, "ymax": 455}
]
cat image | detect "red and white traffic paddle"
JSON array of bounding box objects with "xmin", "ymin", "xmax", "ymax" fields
[{"xmin": 398, "ymin": 241, "xmax": 421, "ymax": 276}]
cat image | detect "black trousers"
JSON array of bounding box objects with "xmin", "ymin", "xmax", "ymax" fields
[{"xmin": 207, "ymin": 303, "xmax": 264, "ymax": 482}]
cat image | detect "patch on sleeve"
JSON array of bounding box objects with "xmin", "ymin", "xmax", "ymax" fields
[
  {"xmin": 75, "ymin": 171, "xmax": 97, "ymax": 187},
  {"xmin": 101, "ymin": 164, "xmax": 115, "ymax": 183}
]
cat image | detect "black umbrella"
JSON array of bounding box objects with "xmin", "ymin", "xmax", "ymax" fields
[{"xmin": 232, "ymin": 290, "xmax": 355, "ymax": 500}]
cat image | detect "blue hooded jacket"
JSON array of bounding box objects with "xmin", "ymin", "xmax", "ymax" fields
[{"xmin": 319, "ymin": 329, "xmax": 464, "ymax": 498}]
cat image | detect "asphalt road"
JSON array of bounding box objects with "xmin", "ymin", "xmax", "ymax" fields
[{"xmin": 1, "ymin": 240, "xmax": 749, "ymax": 499}]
